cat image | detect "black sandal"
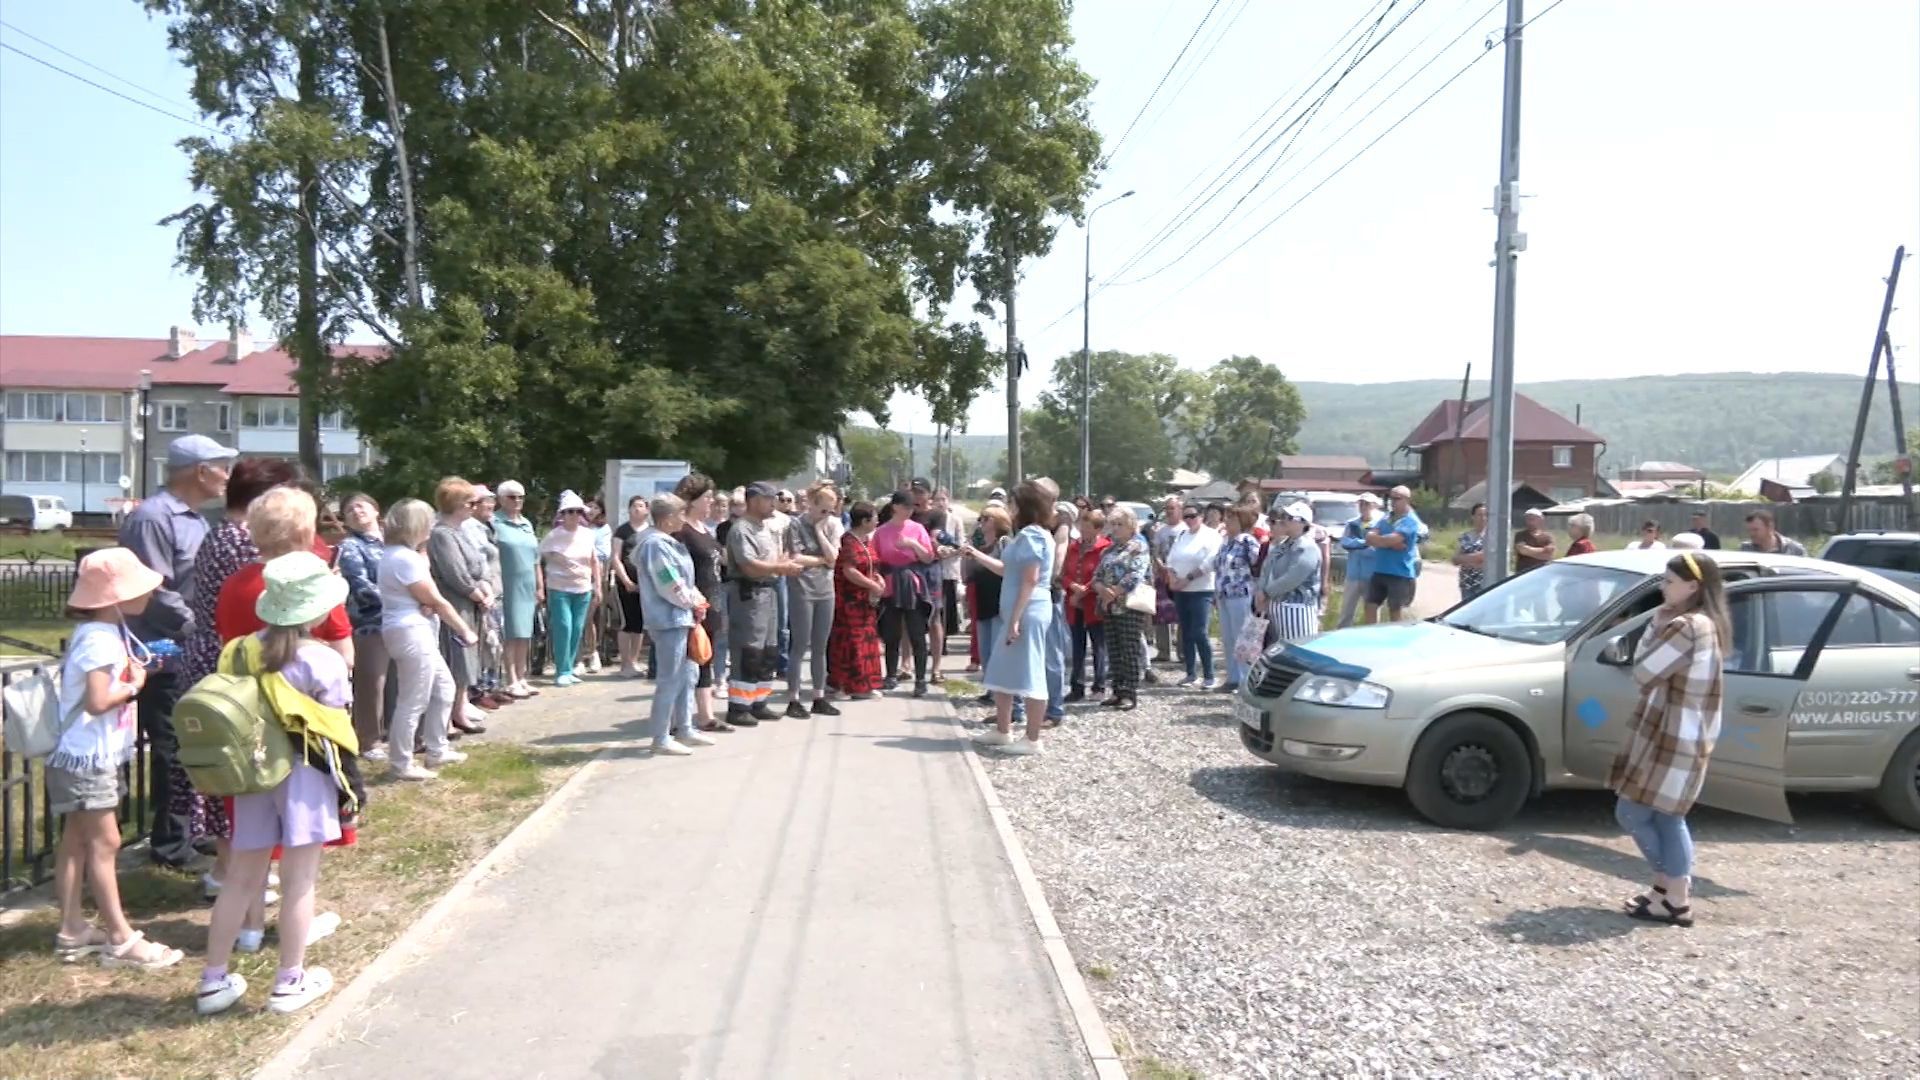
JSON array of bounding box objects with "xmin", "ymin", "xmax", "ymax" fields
[
  {"xmin": 1118, "ymin": 696, "xmax": 1139, "ymax": 712},
  {"xmin": 1623, "ymin": 885, "xmax": 1667, "ymax": 918},
  {"xmin": 1627, "ymin": 896, "xmax": 1694, "ymax": 927}
]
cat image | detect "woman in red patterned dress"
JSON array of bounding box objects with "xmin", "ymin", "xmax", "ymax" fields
[{"xmin": 827, "ymin": 502, "xmax": 886, "ymax": 699}]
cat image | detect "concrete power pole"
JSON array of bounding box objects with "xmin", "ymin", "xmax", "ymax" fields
[
  {"xmin": 1005, "ymin": 228, "xmax": 1023, "ymax": 490},
  {"xmin": 1483, "ymin": 0, "xmax": 1527, "ymax": 588}
]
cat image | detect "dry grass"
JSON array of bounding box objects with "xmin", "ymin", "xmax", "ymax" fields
[{"xmin": 0, "ymin": 744, "xmax": 586, "ymax": 1080}]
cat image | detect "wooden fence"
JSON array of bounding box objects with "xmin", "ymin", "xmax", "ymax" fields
[{"xmin": 1413, "ymin": 499, "xmax": 1912, "ymax": 539}]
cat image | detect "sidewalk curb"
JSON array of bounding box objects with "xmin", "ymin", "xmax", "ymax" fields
[
  {"xmin": 944, "ymin": 703, "xmax": 1127, "ymax": 1080},
  {"xmin": 253, "ymin": 751, "xmax": 612, "ymax": 1080}
]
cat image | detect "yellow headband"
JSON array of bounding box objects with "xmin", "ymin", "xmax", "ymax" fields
[{"xmin": 1682, "ymin": 552, "xmax": 1701, "ymax": 580}]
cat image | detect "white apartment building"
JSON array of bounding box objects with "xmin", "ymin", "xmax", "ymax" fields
[{"xmin": 0, "ymin": 327, "xmax": 383, "ymax": 515}]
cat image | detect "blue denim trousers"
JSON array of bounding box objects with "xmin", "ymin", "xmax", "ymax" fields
[
  {"xmin": 648, "ymin": 626, "xmax": 697, "ymax": 745},
  {"xmin": 1615, "ymin": 796, "xmax": 1694, "ymax": 878},
  {"xmin": 1173, "ymin": 589, "xmax": 1215, "ymax": 681}
]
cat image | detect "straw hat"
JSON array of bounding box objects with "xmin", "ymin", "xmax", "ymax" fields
[
  {"xmin": 68, "ymin": 548, "xmax": 164, "ymax": 610},
  {"xmin": 254, "ymin": 551, "xmax": 349, "ymax": 628}
]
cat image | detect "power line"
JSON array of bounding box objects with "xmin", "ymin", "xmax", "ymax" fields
[
  {"xmin": 0, "ymin": 19, "xmax": 186, "ymax": 112},
  {"xmin": 1119, "ymin": 0, "xmax": 1440, "ymax": 285},
  {"xmin": 1137, "ymin": 0, "xmax": 1254, "ymax": 136},
  {"xmin": 1031, "ymin": 2, "xmax": 1400, "ymax": 338},
  {"xmin": 1116, "ymin": 0, "xmax": 1580, "ymax": 323},
  {"xmin": 1125, "ymin": 0, "xmax": 1501, "ymax": 285},
  {"xmin": 1102, "ymin": 0, "xmax": 1408, "ymax": 288},
  {"xmin": 0, "ymin": 40, "xmax": 222, "ymax": 135},
  {"xmin": 1104, "ymin": 0, "xmax": 1226, "ymax": 166}
]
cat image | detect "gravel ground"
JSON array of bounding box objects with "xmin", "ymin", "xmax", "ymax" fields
[{"xmin": 973, "ymin": 669, "xmax": 1920, "ymax": 1079}]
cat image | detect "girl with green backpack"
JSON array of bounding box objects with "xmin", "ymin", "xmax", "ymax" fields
[{"xmin": 196, "ymin": 550, "xmax": 359, "ymax": 1016}]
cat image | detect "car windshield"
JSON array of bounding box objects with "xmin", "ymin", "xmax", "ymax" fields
[
  {"xmin": 1440, "ymin": 561, "xmax": 1642, "ymax": 644},
  {"xmin": 1311, "ymin": 500, "xmax": 1356, "ymax": 527}
]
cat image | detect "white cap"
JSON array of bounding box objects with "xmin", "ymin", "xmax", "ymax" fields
[
  {"xmin": 557, "ymin": 489, "xmax": 587, "ymax": 513},
  {"xmin": 1357, "ymin": 492, "xmax": 1382, "ymax": 505},
  {"xmin": 1281, "ymin": 501, "xmax": 1313, "ymax": 523}
]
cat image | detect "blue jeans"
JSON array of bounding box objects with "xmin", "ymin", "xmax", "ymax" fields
[
  {"xmin": 1217, "ymin": 592, "xmax": 1253, "ymax": 688},
  {"xmin": 1173, "ymin": 589, "xmax": 1215, "ymax": 681},
  {"xmin": 547, "ymin": 590, "xmax": 591, "ymax": 679},
  {"xmin": 1616, "ymin": 796, "xmax": 1694, "ymax": 878},
  {"xmin": 648, "ymin": 626, "xmax": 697, "ymax": 745},
  {"xmin": 975, "ymin": 615, "xmax": 999, "ymax": 676}
]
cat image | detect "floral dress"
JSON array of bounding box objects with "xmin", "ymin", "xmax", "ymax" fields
[
  {"xmin": 828, "ymin": 530, "xmax": 884, "ymax": 694},
  {"xmin": 175, "ymin": 519, "xmax": 254, "ymax": 840},
  {"xmin": 1456, "ymin": 529, "xmax": 1487, "ymax": 599}
]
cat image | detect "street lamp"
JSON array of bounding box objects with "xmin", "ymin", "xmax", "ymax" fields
[
  {"xmin": 1080, "ymin": 189, "xmax": 1136, "ymax": 498},
  {"xmin": 136, "ymin": 369, "xmax": 153, "ymax": 498}
]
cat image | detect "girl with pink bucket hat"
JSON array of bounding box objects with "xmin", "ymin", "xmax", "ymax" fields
[{"xmin": 50, "ymin": 548, "xmax": 185, "ymax": 970}]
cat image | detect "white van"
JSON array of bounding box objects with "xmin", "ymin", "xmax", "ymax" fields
[{"xmin": 0, "ymin": 494, "xmax": 74, "ymax": 531}]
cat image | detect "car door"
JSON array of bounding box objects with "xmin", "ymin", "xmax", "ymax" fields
[
  {"xmin": 1783, "ymin": 588, "xmax": 1920, "ymax": 786},
  {"xmin": 1563, "ymin": 578, "xmax": 1849, "ymax": 823}
]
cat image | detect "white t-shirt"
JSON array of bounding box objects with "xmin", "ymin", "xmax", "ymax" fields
[
  {"xmin": 53, "ymin": 621, "xmax": 138, "ymax": 771},
  {"xmin": 380, "ymin": 545, "xmax": 434, "ymax": 630},
  {"xmin": 1168, "ymin": 524, "xmax": 1223, "ymax": 592},
  {"xmin": 1626, "ymin": 539, "xmax": 1667, "ymax": 551}
]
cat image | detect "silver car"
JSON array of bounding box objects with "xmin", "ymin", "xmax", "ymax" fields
[{"xmin": 1235, "ymin": 550, "xmax": 1920, "ymax": 830}]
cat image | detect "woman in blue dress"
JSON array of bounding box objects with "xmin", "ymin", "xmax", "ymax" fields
[
  {"xmin": 492, "ymin": 480, "xmax": 542, "ymax": 697},
  {"xmin": 964, "ymin": 478, "xmax": 1059, "ymax": 756}
]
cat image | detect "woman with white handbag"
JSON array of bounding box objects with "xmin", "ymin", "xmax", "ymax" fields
[
  {"xmin": 1257, "ymin": 502, "xmax": 1323, "ymax": 646},
  {"xmin": 1091, "ymin": 506, "xmax": 1154, "ymax": 711}
]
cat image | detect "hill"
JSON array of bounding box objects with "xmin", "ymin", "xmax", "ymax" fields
[{"xmin": 1294, "ymin": 372, "xmax": 1919, "ymax": 478}]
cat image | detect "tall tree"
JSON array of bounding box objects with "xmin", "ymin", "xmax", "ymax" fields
[
  {"xmin": 840, "ymin": 426, "xmax": 910, "ymax": 500},
  {"xmin": 1194, "ymin": 356, "xmax": 1306, "ymax": 484},
  {"xmin": 1031, "ymin": 351, "xmax": 1179, "ymax": 500}
]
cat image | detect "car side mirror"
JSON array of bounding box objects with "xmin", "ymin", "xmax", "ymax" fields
[{"xmin": 1600, "ymin": 635, "xmax": 1633, "ymax": 666}]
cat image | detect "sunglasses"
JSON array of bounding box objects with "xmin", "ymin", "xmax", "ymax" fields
[{"xmin": 1182, "ymin": 511, "xmax": 1200, "ymax": 520}]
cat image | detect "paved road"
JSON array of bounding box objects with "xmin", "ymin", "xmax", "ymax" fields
[{"xmin": 280, "ymin": 671, "xmax": 1092, "ymax": 1080}]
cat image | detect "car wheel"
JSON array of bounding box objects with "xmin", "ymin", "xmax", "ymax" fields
[
  {"xmin": 1404, "ymin": 711, "xmax": 1533, "ymax": 830},
  {"xmin": 1873, "ymin": 731, "xmax": 1920, "ymax": 831}
]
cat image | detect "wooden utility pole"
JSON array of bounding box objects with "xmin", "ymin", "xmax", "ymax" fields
[
  {"xmin": 1880, "ymin": 330, "xmax": 1916, "ymax": 523},
  {"xmin": 1838, "ymin": 246, "xmax": 1904, "ymax": 530},
  {"xmin": 1449, "ymin": 362, "xmax": 1471, "ymax": 502}
]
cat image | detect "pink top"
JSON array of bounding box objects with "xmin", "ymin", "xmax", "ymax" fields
[
  {"xmin": 872, "ymin": 518, "xmax": 934, "ymax": 570},
  {"xmin": 539, "ymin": 525, "xmax": 599, "ymax": 594}
]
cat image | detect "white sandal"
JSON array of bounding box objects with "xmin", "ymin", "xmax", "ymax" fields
[
  {"xmin": 100, "ymin": 931, "xmax": 184, "ymax": 971},
  {"xmin": 53, "ymin": 925, "xmax": 106, "ymax": 962}
]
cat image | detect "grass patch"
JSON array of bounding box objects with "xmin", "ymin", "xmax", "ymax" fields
[
  {"xmin": 0, "ymin": 621, "xmax": 71, "ymax": 656},
  {"xmin": 943, "ymin": 676, "xmax": 985, "ymax": 700},
  {"xmin": 1085, "ymin": 962, "xmax": 1113, "ymax": 981},
  {"xmin": 0, "ymin": 537, "xmax": 81, "ymax": 564},
  {"xmin": 1133, "ymin": 1056, "xmax": 1203, "ymax": 1080},
  {"xmin": 0, "ymin": 743, "xmax": 586, "ymax": 1080}
]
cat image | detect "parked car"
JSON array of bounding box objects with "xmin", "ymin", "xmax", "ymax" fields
[
  {"xmin": 0, "ymin": 494, "xmax": 73, "ymax": 532},
  {"xmin": 1821, "ymin": 530, "xmax": 1920, "ymax": 592},
  {"xmin": 1235, "ymin": 549, "xmax": 1920, "ymax": 831}
]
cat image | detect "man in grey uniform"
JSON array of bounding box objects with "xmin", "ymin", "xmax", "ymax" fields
[{"xmin": 725, "ymin": 482, "xmax": 801, "ymax": 725}]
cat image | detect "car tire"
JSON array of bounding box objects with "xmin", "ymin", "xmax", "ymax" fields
[
  {"xmin": 1873, "ymin": 732, "xmax": 1920, "ymax": 831},
  {"xmin": 1404, "ymin": 711, "xmax": 1533, "ymax": 830}
]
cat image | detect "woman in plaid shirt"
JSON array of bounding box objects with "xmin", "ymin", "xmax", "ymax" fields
[{"xmin": 1611, "ymin": 552, "xmax": 1730, "ymax": 928}]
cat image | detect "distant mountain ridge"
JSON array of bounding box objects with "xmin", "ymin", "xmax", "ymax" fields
[{"xmin": 1293, "ymin": 372, "xmax": 1919, "ymax": 478}]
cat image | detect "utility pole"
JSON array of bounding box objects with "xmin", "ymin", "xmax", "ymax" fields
[
  {"xmin": 1838, "ymin": 245, "xmax": 1904, "ymax": 531},
  {"xmin": 1482, "ymin": 0, "xmax": 1527, "ymax": 586},
  {"xmin": 1880, "ymin": 331, "xmax": 1916, "ymax": 524},
  {"xmin": 1005, "ymin": 226, "xmax": 1023, "ymax": 489},
  {"xmin": 1080, "ymin": 190, "xmax": 1136, "ymax": 498}
]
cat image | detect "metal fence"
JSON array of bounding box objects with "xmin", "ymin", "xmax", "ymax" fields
[
  {"xmin": 2, "ymin": 656, "xmax": 152, "ymax": 900},
  {"xmin": 1564, "ymin": 500, "xmax": 1911, "ymax": 540},
  {"xmin": 0, "ymin": 562, "xmax": 80, "ymax": 621}
]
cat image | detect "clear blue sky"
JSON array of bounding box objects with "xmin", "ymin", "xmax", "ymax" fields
[{"xmin": 4, "ymin": 0, "xmax": 1917, "ymax": 440}]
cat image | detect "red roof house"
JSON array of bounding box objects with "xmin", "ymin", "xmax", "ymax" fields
[{"xmin": 1398, "ymin": 393, "xmax": 1607, "ymax": 504}]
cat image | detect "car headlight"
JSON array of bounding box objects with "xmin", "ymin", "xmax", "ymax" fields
[{"xmin": 1291, "ymin": 676, "xmax": 1391, "ymax": 709}]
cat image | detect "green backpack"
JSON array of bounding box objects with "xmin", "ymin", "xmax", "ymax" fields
[{"xmin": 174, "ymin": 641, "xmax": 295, "ymax": 797}]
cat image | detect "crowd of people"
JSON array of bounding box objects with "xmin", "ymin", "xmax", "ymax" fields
[{"xmin": 38, "ymin": 434, "xmax": 1793, "ymax": 1007}]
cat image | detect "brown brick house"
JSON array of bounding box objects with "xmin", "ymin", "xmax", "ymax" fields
[{"xmin": 1398, "ymin": 393, "xmax": 1606, "ymax": 504}]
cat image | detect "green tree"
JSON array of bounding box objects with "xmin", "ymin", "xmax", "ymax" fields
[
  {"xmin": 1194, "ymin": 356, "xmax": 1305, "ymax": 484},
  {"xmin": 1031, "ymin": 351, "xmax": 1179, "ymax": 500},
  {"xmin": 841, "ymin": 427, "xmax": 909, "ymax": 500},
  {"xmin": 152, "ymin": 0, "xmax": 1100, "ymax": 497}
]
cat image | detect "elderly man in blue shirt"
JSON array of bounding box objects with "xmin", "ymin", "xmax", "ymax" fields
[{"xmin": 118, "ymin": 434, "xmax": 238, "ymax": 867}]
